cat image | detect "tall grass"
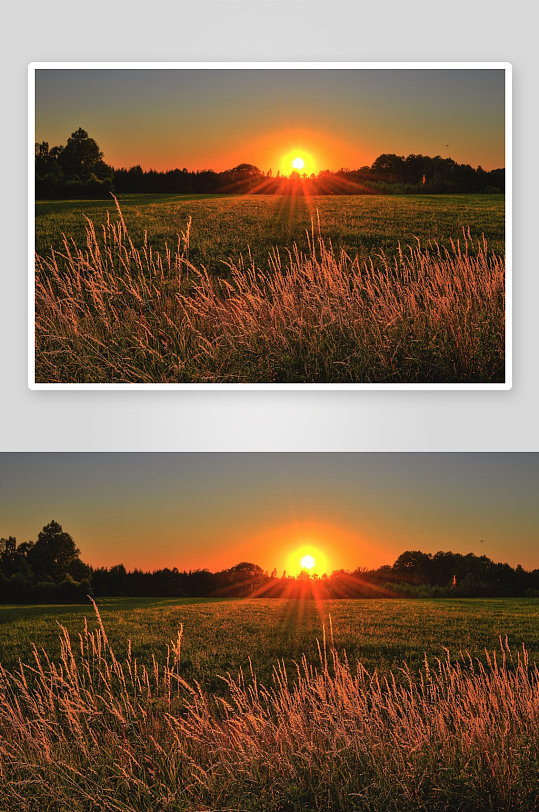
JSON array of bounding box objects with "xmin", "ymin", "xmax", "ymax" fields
[
  {"xmin": 35, "ymin": 198, "xmax": 505, "ymax": 383},
  {"xmin": 1, "ymin": 601, "xmax": 538, "ymax": 812}
]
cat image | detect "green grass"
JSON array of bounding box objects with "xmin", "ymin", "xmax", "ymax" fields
[
  {"xmin": 1, "ymin": 597, "xmax": 536, "ymax": 694},
  {"xmin": 35, "ymin": 193, "xmax": 505, "ymax": 276}
]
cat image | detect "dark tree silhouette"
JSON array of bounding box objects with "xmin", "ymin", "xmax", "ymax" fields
[
  {"xmin": 35, "ymin": 128, "xmax": 114, "ymax": 199},
  {"xmin": 35, "ymin": 131, "xmax": 505, "ymax": 199},
  {"xmin": 58, "ymin": 128, "xmax": 105, "ymax": 181},
  {"xmin": 370, "ymin": 153, "xmax": 407, "ymax": 183},
  {"xmin": 26, "ymin": 520, "xmax": 89, "ymax": 583}
]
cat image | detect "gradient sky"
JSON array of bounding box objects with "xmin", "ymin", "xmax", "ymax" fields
[
  {"xmin": 34, "ymin": 67, "xmax": 506, "ymax": 175},
  {"xmin": 1, "ymin": 454, "xmax": 536, "ymax": 575}
]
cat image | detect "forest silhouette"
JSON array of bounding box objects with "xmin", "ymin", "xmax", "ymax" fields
[
  {"xmin": 35, "ymin": 128, "xmax": 505, "ymax": 200},
  {"xmin": 1, "ymin": 521, "xmax": 537, "ymax": 604}
]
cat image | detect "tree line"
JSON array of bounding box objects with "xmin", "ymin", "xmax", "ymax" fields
[
  {"xmin": 1, "ymin": 521, "xmax": 538, "ymax": 604},
  {"xmin": 35, "ymin": 128, "xmax": 505, "ymax": 200}
]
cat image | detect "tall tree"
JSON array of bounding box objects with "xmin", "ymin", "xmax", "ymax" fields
[
  {"xmin": 27, "ymin": 520, "xmax": 88, "ymax": 583},
  {"xmin": 57, "ymin": 128, "xmax": 105, "ymax": 181},
  {"xmin": 371, "ymin": 153, "xmax": 406, "ymax": 183}
]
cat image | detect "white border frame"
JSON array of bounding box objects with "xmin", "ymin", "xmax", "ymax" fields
[{"xmin": 29, "ymin": 61, "xmax": 512, "ymax": 390}]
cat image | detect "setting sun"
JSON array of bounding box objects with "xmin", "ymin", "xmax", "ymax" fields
[
  {"xmin": 285, "ymin": 539, "xmax": 330, "ymax": 576},
  {"xmin": 280, "ymin": 148, "xmax": 315, "ymax": 176}
]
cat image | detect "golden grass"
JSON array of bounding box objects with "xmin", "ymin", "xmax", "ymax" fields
[
  {"xmin": 35, "ymin": 198, "xmax": 505, "ymax": 383},
  {"xmin": 1, "ymin": 601, "xmax": 538, "ymax": 811}
]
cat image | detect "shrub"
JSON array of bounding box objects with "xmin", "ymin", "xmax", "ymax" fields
[
  {"xmin": 0, "ymin": 573, "xmax": 31, "ymax": 603},
  {"xmin": 58, "ymin": 574, "xmax": 92, "ymax": 602}
]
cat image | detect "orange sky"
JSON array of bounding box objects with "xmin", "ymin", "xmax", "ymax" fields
[
  {"xmin": 1, "ymin": 454, "xmax": 537, "ymax": 576},
  {"xmin": 35, "ymin": 68, "xmax": 506, "ymax": 174}
]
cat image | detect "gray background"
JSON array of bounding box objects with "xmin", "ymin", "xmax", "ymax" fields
[{"xmin": 2, "ymin": 1, "xmax": 536, "ymax": 451}]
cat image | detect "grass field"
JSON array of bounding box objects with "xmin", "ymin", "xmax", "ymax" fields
[
  {"xmin": 34, "ymin": 194, "xmax": 505, "ymax": 384},
  {"xmin": 1, "ymin": 597, "xmax": 538, "ymax": 811},
  {"xmin": 0, "ymin": 596, "xmax": 536, "ymax": 693},
  {"xmin": 35, "ymin": 192, "xmax": 505, "ymax": 273}
]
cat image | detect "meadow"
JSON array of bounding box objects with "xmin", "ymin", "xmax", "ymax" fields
[
  {"xmin": 35, "ymin": 193, "xmax": 505, "ymax": 271},
  {"xmin": 1, "ymin": 596, "xmax": 536, "ymax": 689},
  {"xmin": 1, "ymin": 597, "xmax": 538, "ymax": 811},
  {"xmin": 34, "ymin": 194, "xmax": 505, "ymax": 384}
]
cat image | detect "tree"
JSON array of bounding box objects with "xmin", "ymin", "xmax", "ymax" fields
[
  {"xmin": 35, "ymin": 142, "xmax": 51, "ymax": 176},
  {"xmin": 26, "ymin": 520, "xmax": 88, "ymax": 583},
  {"xmin": 0, "ymin": 536, "xmax": 16, "ymax": 556},
  {"xmin": 431, "ymin": 550, "xmax": 457, "ymax": 586},
  {"xmin": 404, "ymin": 154, "xmax": 426, "ymax": 185},
  {"xmin": 230, "ymin": 163, "xmax": 262, "ymax": 177},
  {"xmin": 58, "ymin": 128, "xmax": 107, "ymax": 181},
  {"xmin": 392, "ymin": 550, "xmax": 433, "ymax": 583},
  {"xmin": 371, "ymin": 154, "xmax": 406, "ymax": 183}
]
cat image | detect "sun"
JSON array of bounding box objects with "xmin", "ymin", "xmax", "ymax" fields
[
  {"xmin": 285, "ymin": 537, "xmax": 329, "ymax": 576},
  {"xmin": 280, "ymin": 148, "xmax": 315, "ymax": 176}
]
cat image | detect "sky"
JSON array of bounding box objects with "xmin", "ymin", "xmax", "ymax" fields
[
  {"xmin": 34, "ymin": 67, "xmax": 506, "ymax": 175},
  {"xmin": 1, "ymin": 453, "xmax": 537, "ymax": 575}
]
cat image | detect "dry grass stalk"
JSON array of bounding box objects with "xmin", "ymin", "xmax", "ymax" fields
[
  {"xmin": 35, "ymin": 198, "xmax": 505, "ymax": 383},
  {"xmin": 1, "ymin": 601, "xmax": 538, "ymax": 811}
]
